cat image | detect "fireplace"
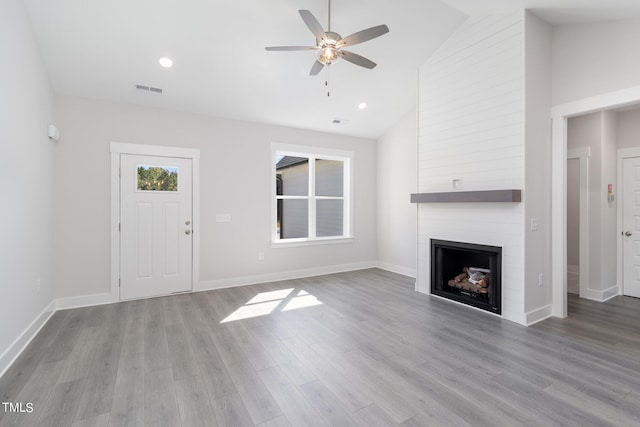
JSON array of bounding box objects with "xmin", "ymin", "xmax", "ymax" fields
[{"xmin": 431, "ymin": 239, "xmax": 501, "ymax": 314}]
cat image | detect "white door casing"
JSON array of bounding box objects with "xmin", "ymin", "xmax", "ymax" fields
[
  {"xmin": 110, "ymin": 142, "xmax": 200, "ymax": 303},
  {"xmin": 120, "ymin": 154, "xmax": 192, "ymax": 300},
  {"xmin": 567, "ymin": 148, "xmax": 590, "ymax": 299},
  {"xmin": 622, "ymin": 156, "xmax": 640, "ymax": 298}
]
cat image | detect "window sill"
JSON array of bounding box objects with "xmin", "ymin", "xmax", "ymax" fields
[{"xmin": 271, "ymin": 237, "xmax": 354, "ymax": 248}]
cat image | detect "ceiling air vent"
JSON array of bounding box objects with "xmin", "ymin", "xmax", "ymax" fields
[{"xmin": 135, "ymin": 84, "xmax": 163, "ymax": 94}]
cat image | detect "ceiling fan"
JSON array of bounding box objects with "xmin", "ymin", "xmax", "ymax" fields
[{"xmin": 265, "ymin": 0, "xmax": 389, "ymax": 76}]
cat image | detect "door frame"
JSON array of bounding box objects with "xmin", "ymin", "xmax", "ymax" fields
[
  {"xmin": 110, "ymin": 142, "xmax": 200, "ymax": 303},
  {"xmin": 617, "ymin": 148, "xmax": 640, "ymax": 298},
  {"xmin": 551, "ymin": 85, "xmax": 640, "ymax": 318}
]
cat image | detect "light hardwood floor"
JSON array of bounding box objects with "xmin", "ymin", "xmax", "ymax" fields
[{"xmin": 1, "ymin": 269, "xmax": 640, "ymax": 426}]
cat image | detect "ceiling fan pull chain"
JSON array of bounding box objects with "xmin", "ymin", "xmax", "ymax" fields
[{"xmin": 326, "ymin": 67, "xmax": 330, "ymax": 96}]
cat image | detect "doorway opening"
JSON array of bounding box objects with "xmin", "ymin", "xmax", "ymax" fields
[{"xmin": 552, "ymin": 87, "xmax": 640, "ymax": 317}]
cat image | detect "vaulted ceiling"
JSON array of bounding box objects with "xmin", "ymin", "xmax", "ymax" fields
[{"xmin": 23, "ymin": 0, "xmax": 640, "ymax": 139}]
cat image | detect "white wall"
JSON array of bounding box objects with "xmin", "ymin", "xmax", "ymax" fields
[
  {"xmin": 376, "ymin": 109, "xmax": 417, "ymax": 278},
  {"xmin": 524, "ymin": 12, "xmax": 553, "ymax": 317},
  {"xmin": 0, "ymin": 0, "xmax": 56, "ymax": 373},
  {"xmin": 417, "ymin": 12, "xmax": 526, "ymax": 324},
  {"xmin": 617, "ymin": 108, "xmax": 640, "ymax": 149},
  {"xmin": 53, "ymin": 95, "xmax": 378, "ymax": 298},
  {"xmin": 552, "ymin": 19, "xmax": 640, "ymax": 106}
]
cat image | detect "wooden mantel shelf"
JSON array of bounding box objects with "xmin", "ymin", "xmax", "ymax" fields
[{"xmin": 410, "ymin": 189, "xmax": 522, "ymax": 203}]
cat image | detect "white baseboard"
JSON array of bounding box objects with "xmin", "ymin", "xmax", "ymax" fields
[
  {"xmin": 56, "ymin": 292, "xmax": 113, "ymax": 310},
  {"xmin": 525, "ymin": 304, "xmax": 553, "ymax": 326},
  {"xmin": 198, "ymin": 261, "xmax": 378, "ymax": 292},
  {"xmin": 582, "ymin": 285, "xmax": 620, "ymax": 302},
  {"xmin": 377, "ymin": 261, "xmax": 416, "ymax": 278},
  {"xmin": 0, "ymin": 300, "xmax": 56, "ymax": 379},
  {"xmin": 601, "ymin": 285, "xmax": 620, "ymax": 302},
  {"xmin": 567, "ymin": 264, "xmax": 579, "ymax": 275}
]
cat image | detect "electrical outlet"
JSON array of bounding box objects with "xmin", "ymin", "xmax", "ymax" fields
[
  {"xmin": 258, "ymin": 252, "xmax": 264, "ymax": 261},
  {"xmin": 538, "ymin": 273, "xmax": 543, "ymax": 287}
]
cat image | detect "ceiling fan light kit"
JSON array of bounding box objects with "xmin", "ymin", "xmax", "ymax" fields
[{"xmin": 266, "ymin": 0, "xmax": 389, "ymax": 76}]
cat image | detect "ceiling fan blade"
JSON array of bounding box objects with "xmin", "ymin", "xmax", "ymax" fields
[
  {"xmin": 265, "ymin": 46, "xmax": 319, "ymax": 51},
  {"xmin": 337, "ymin": 24, "xmax": 389, "ymax": 47},
  {"xmin": 340, "ymin": 50, "xmax": 377, "ymax": 69},
  {"xmin": 310, "ymin": 60, "xmax": 325, "ymax": 76},
  {"xmin": 299, "ymin": 10, "xmax": 327, "ymax": 41}
]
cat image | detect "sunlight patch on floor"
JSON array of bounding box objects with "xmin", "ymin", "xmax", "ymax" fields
[
  {"xmin": 221, "ymin": 288, "xmax": 322, "ymax": 323},
  {"xmin": 282, "ymin": 290, "xmax": 322, "ymax": 311}
]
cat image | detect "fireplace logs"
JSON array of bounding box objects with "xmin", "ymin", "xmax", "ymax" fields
[{"xmin": 447, "ymin": 267, "xmax": 490, "ymax": 294}]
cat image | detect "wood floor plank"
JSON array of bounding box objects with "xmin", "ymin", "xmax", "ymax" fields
[
  {"xmin": 256, "ymin": 366, "xmax": 326, "ymax": 427},
  {"xmin": 212, "ymin": 334, "xmax": 283, "ymax": 424},
  {"xmin": 280, "ymin": 337, "xmax": 373, "ymax": 413},
  {"xmin": 256, "ymin": 415, "xmax": 292, "ymax": 427},
  {"xmin": 211, "ymin": 393, "xmax": 254, "ymax": 427},
  {"xmin": 352, "ymin": 404, "xmax": 398, "ymax": 427},
  {"xmin": 165, "ymin": 322, "xmax": 201, "ymax": 381},
  {"xmin": 144, "ymin": 368, "xmax": 181, "ymax": 427},
  {"xmin": 73, "ymin": 413, "xmax": 110, "ymax": 427},
  {"xmin": 35, "ymin": 379, "xmax": 85, "ymax": 427},
  {"xmin": 108, "ymin": 352, "xmax": 144, "ymax": 427},
  {"xmin": 56, "ymin": 326, "xmax": 101, "ymax": 384},
  {"xmin": 119, "ymin": 301, "xmax": 145, "ymax": 357},
  {"xmin": 174, "ymin": 375, "xmax": 218, "ymax": 427},
  {"xmin": 144, "ymin": 319, "xmax": 171, "ymax": 374},
  {"xmin": 297, "ymin": 379, "xmax": 358, "ymax": 427}
]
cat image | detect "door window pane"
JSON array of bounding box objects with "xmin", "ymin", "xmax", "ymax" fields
[
  {"xmin": 278, "ymin": 199, "xmax": 309, "ymax": 238},
  {"xmin": 316, "ymin": 159, "xmax": 343, "ymax": 197},
  {"xmin": 316, "ymin": 199, "xmax": 343, "ymax": 237},
  {"xmin": 137, "ymin": 165, "xmax": 178, "ymax": 191}
]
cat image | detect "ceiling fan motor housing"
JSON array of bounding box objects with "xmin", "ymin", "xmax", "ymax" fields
[{"xmin": 317, "ymin": 31, "xmax": 342, "ymax": 65}]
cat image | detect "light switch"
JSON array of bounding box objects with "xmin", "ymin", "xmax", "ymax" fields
[
  {"xmin": 530, "ymin": 218, "xmax": 538, "ymax": 231},
  {"xmin": 216, "ymin": 214, "xmax": 231, "ymax": 223}
]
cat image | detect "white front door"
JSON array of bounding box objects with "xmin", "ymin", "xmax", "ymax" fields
[
  {"xmin": 120, "ymin": 154, "xmax": 193, "ymax": 300},
  {"xmin": 622, "ymin": 156, "xmax": 640, "ymax": 298}
]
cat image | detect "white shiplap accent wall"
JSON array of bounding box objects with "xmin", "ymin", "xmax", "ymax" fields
[{"xmin": 417, "ymin": 12, "xmax": 526, "ymax": 324}]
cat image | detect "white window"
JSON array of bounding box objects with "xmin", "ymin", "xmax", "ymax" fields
[{"xmin": 272, "ymin": 143, "xmax": 353, "ymax": 245}]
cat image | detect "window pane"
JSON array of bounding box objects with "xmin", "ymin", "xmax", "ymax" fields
[
  {"xmin": 278, "ymin": 199, "xmax": 309, "ymax": 239},
  {"xmin": 276, "ymin": 156, "xmax": 308, "ymax": 196},
  {"xmin": 137, "ymin": 165, "xmax": 178, "ymax": 191},
  {"xmin": 315, "ymin": 159, "xmax": 343, "ymax": 197},
  {"xmin": 316, "ymin": 199, "xmax": 343, "ymax": 237}
]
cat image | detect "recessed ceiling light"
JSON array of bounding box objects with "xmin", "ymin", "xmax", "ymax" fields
[
  {"xmin": 358, "ymin": 102, "xmax": 368, "ymax": 109},
  {"xmin": 158, "ymin": 57, "xmax": 173, "ymax": 68}
]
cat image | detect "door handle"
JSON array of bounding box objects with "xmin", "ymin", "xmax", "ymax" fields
[
  {"xmin": 625, "ymin": 231, "xmax": 632, "ymax": 236},
  {"xmin": 185, "ymin": 230, "xmax": 191, "ymax": 235}
]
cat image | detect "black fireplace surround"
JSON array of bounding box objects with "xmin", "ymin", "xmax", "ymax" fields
[{"xmin": 431, "ymin": 239, "xmax": 502, "ymax": 315}]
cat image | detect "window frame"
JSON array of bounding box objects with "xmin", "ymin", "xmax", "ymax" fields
[{"xmin": 271, "ymin": 143, "xmax": 354, "ymax": 247}]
